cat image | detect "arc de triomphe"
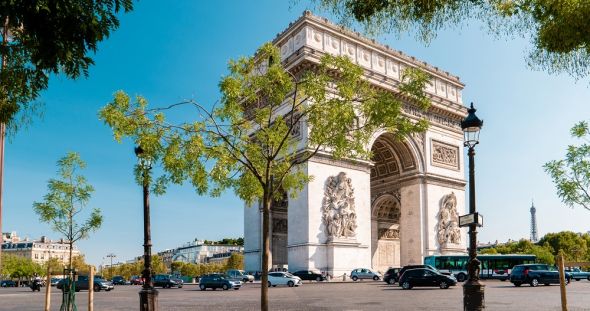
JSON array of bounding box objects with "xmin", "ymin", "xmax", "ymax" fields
[{"xmin": 244, "ymin": 12, "xmax": 467, "ymax": 276}]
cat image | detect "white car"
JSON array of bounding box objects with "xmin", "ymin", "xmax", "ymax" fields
[{"xmin": 267, "ymin": 272, "xmax": 302, "ymax": 287}]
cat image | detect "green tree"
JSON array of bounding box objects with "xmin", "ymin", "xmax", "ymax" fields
[
  {"xmin": 538, "ymin": 231, "xmax": 589, "ymax": 262},
  {"xmin": 44, "ymin": 257, "xmax": 65, "ymax": 276},
  {"xmin": 314, "ymin": 0, "xmax": 590, "ymax": 80},
  {"xmin": 100, "ymin": 43, "xmax": 429, "ymax": 311},
  {"xmin": 545, "ymin": 121, "xmax": 590, "ymax": 211},
  {"xmin": 32, "ymin": 152, "xmax": 102, "ymax": 276},
  {"xmin": 483, "ymin": 239, "xmax": 555, "ymax": 265},
  {"xmin": 225, "ymin": 253, "xmax": 244, "ymax": 270},
  {"xmin": 0, "ymin": 0, "xmax": 134, "ymax": 128}
]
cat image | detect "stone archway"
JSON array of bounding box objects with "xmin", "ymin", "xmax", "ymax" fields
[
  {"xmin": 270, "ymin": 190, "xmax": 288, "ymax": 268},
  {"xmin": 371, "ymin": 194, "xmax": 401, "ymax": 272},
  {"xmin": 370, "ymin": 133, "xmax": 420, "ymax": 272}
]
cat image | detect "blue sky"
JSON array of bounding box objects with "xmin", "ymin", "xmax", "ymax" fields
[{"xmin": 4, "ymin": 1, "xmax": 590, "ymax": 267}]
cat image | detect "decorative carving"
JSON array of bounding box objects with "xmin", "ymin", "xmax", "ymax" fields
[
  {"xmin": 272, "ymin": 218, "xmax": 288, "ymax": 234},
  {"xmin": 431, "ymin": 140, "xmax": 459, "ymax": 169},
  {"xmin": 378, "ymin": 228, "xmax": 400, "ymax": 240},
  {"xmin": 322, "ymin": 172, "xmax": 357, "ymax": 239},
  {"xmin": 437, "ymin": 192, "xmax": 461, "ymax": 247}
]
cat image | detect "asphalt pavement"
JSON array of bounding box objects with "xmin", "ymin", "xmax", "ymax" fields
[{"xmin": 1, "ymin": 279, "xmax": 590, "ymax": 310}]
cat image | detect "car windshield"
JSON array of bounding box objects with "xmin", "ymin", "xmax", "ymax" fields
[{"xmin": 284, "ymin": 272, "xmax": 295, "ymax": 277}]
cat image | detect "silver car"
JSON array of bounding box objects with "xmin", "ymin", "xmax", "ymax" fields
[{"xmin": 350, "ymin": 268, "xmax": 381, "ymax": 281}]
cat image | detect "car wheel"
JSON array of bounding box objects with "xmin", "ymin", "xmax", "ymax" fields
[
  {"xmin": 373, "ymin": 276, "xmax": 379, "ymax": 281},
  {"xmin": 402, "ymin": 281, "xmax": 412, "ymax": 290},
  {"xmin": 387, "ymin": 279, "xmax": 395, "ymax": 285},
  {"xmin": 588, "ymin": 276, "xmax": 590, "ymax": 281},
  {"xmin": 179, "ymin": 285, "xmax": 183, "ymax": 288},
  {"xmin": 440, "ymin": 281, "xmax": 449, "ymax": 289},
  {"xmin": 530, "ymin": 278, "xmax": 539, "ymax": 287},
  {"xmin": 287, "ymin": 281, "xmax": 294, "ymax": 287},
  {"xmin": 575, "ymin": 278, "xmax": 580, "ymax": 281},
  {"xmin": 514, "ymin": 282, "xmax": 521, "ymax": 287},
  {"xmin": 352, "ymin": 276, "xmax": 358, "ymax": 281},
  {"xmin": 316, "ymin": 276, "xmax": 322, "ymax": 282},
  {"xmin": 212, "ymin": 287, "xmax": 216, "ymax": 291},
  {"xmin": 234, "ymin": 288, "xmax": 239, "ymax": 290},
  {"xmin": 267, "ymin": 281, "xmax": 271, "ymax": 288},
  {"xmin": 222, "ymin": 284, "xmax": 229, "ymax": 290},
  {"xmin": 94, "ymin": 284, "xmax": 101, "ymax": 292},
  {"xmin": 456, "ymin": 273, "xmax": 466, "ymax": 282},
  {"xmin": 544, "ymin": 283, "xmax": 550, "ymax": 286},
  {"xmin": 199, "ymin": 284, "xmax": 206, "ymax": 291}
]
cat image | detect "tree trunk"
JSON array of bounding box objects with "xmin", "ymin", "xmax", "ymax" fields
[{"xmin": 260, "ymin": 194, "xmax": 271, "ymax": 311}]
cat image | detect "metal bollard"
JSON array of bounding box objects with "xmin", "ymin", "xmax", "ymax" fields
[{"xmin": 343, "ymin": 273, "xmax": 346, "ymax": 281}]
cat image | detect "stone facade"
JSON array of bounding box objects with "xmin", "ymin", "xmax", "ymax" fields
[
  {"xmin": 244, "ymin": 12, "xmax": 467, "ymax": 276},
  {"xmin": 1, "ymin": 232, "xmax": 81, "ymax": 266}
]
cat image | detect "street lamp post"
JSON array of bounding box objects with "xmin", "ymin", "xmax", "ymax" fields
[
  {"xmin": 461, "ymin": 103, "xmax": 484, "ymax": 311},
  {"xmin": 135, "ymin": 146, "xmax": 158, "ymax": 311},
  {"xmin": 106, "ymin": 253, "xmax": 116, "ymax": 280}
]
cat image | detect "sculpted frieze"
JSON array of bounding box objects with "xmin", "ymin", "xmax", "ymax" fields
[
  {"xmin": 322, "ymin": 172, "xmax": 358, "ymax": 240},
  {"xmin": 431, "ymin": 140, "xmax": 459, "ymax": 169},
  {"xmin": 437, "ymin": 192, "xmax": 461, "ymax": 247}
]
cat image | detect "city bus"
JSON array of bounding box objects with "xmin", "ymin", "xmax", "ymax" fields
[{"xmin": 424, "ymin": 254, "xmax": 536, "ymax": 282}]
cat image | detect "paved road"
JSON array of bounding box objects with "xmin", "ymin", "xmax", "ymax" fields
[{"xmin": 1, "ymin": 280, "xmax": 590, "ymax": 310}]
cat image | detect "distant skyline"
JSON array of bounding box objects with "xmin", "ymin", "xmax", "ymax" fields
[{"xmin": 3, "ymin": 1, "xmax": 590, "ymax": 267}]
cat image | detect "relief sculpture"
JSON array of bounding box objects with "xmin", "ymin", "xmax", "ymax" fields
[
  {"xmin": 322, "ymin": 172, "xmax": 357, "ymax": 240},
  {"xmin": 437, "ymin": 192, "xmax": 461, "ymax": 247}
]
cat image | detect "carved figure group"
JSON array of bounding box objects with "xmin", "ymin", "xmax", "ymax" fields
[
  {"xmin": 322, "ymin": 172, "xmax": 357, "ymax": 239},
  {"xmin": 437, "ymin": 192, "xmax": 461, "ymax": 246}
]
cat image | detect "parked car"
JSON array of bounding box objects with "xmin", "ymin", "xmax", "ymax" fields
[
  {"xmin": 226, "ymin": 269, "xmax": 254, "ymax": 283},
  {"xmin": 130, "ymin": 276, "xmax": 143, "ymax": 285},
  {"xmin": 291, "ymin": 270, "xmax": 326, "ymax": 282},
  {"xmin": 383, "ymin": 267, "xmax": 401, "ymax": 285},
  {"xmin": 0, "ymin": 280, "xmax": 16, "ymax": 287},
  {"xmin": 398, "ymin": 268, "xmax": 457, "ymax": 289},
  {"xmin": 111, "ymin": 276, "xmax": 127, "ymax": 285},
  {"xmin": 57, "ymin": 276, "xmax": 114, "ymax": 292},
  {"xmin": 199, "ymin": 274, "xmax": 241, "ymax": 291},
  {"xmin": 267, "ymin": 272, "xmax": 302, "ymax": 287},
  {"xmin": 350, "ymin": 268, "xmax": 381, "ymax": 281},
  {"xmin": 153, "ymin": 274, "xmax": 183, "ymax": 288},
  {"xmin": 565, "ymin": 268, "xmax": 590, "ymax": 281},
  {"xmin": 510, "ymin": 264, "xmax": 571, "ymax": 287},
  {"xmin": 50, "ymin": 278, "xmax": 62, "ymax": 286}
]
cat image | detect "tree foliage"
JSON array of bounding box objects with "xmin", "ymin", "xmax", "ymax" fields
[
  {"xmin": 0, "ymin": 0, "xmax": 133, "ymax": 130},
  {"xmin": 480, "ymin": 231, "xmax": 590, "ymax": 265},
  {"xmin": 1, "ymin": 254, "xmax": 43, "ymax": 279},
  {"xmin": 482, "ymin": 239, "xmax": 555, "ymax": 265},
  {"xmin": 33, "ymin": 152, "xmax": 103, "ymax": 271},
  {"xmin": 545, "ymin": 121, "xmax": 590, "ymax": 211},
  {"xmin": 100, "ymin": 43, "xmax": 429, "ymax": 311},
  {"xmin": 313, "ymin": 0, "xmax": 590, "ymax": 80}
]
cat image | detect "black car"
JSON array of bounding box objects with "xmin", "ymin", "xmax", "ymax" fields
[
  {"xmin": 0, "ymin": 280, "xmax": 16, "ymax": 287},
  {"xmin": 291, "ymin": 270, "xmax": 326, "ymax": 281},
  {"xmin": 199, "ymin": 274, "xmax": 241, "ymax": 291},
  {"xmin": 111, "ymin": 276, "xmax": 127, "ymax": 285},
  {"xmin": 153, "ymin": 274, "xmax": 183, "ymax": 288},
  {"xmin": 383, "ymin": 268, "xmax": 401, "ymax": 285},
  {"xmin": 399, "ymin": 268, "xmax": 457, "ymax": 289},
  {"xmin": 397, "ymin": 265, "xmax": 439, "ymax": 281}
]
